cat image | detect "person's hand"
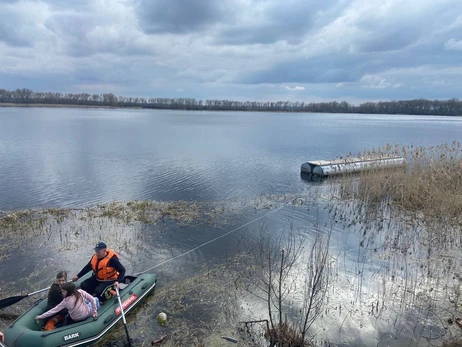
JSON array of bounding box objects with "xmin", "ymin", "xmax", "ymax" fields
[
  {"xmin": 0, "ymin": 331, "xmax": 4, "ymax": 343},
  {"xmin": 114, "ymin": 281, "xmax": 119, "ymax": 289},
  {"xmin": 92, "ymin": 312, "xmax": 98, "ymax": 320},
  {"xmin": 72, "ymin": 276, "xmax": 78, "ymax": 282}
]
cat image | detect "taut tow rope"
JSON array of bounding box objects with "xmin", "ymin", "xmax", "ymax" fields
[{"xmin": 135, "ymin": 203, "xmax": 290, "ymax": 275}]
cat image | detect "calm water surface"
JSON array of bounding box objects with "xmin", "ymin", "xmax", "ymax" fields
[
  {"xmin": 1, "ymin": 107, "xmax": 462, "ymax": 346},
  {"xmin": 1, "ymin": 107, "xmax": 461, "ymax": 210}
]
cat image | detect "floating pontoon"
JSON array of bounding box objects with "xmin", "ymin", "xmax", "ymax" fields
[{"xmin": 301, "ymin": 156, "xmax": 406, "ymax": 177}]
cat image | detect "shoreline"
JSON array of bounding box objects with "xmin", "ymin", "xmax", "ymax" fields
[
  {"xmin": 0, "ymin": 102, "xmax": 460, "ymax": 117},
  {"xmin": 0, "ymin": 103, "xmax": 130, "ymax": 109}
]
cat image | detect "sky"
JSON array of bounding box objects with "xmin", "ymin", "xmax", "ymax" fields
[{"xmin": 1, "ymin": 0, "xmax": 462, "ymax": 104}]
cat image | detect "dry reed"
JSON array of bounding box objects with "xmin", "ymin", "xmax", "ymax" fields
[{"xmin": 333, "ymin": 141, "xmax": 462, "ymax": 228}]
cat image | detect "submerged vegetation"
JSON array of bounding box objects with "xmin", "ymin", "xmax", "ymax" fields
[
  {"xmin": 1, "ymin": 142, "xmax": 462, "ymax": 346},
  {"xmin": 0, "ymin": 200, "xmax": 202, "ymax": 231},
  {"xmin": 235, "ymin": 228, "xmax": 332, "ymax": 347},
  {"xmin": 321, "ymin": 141, "xmax": 462, "ymax": 346}
]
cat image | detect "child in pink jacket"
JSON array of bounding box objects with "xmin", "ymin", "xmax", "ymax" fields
[{"xmin": 35, "ymin": 282, "xmax": 99, "ymax": 325}]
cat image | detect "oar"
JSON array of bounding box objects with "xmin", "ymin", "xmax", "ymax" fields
[
  {"xmin": 115, "ymin": 287, "xmax": 132, "ymax": 347},
  {"xmin": 0, "ymin": 286, "xmax": 52, "ymax": 309}
]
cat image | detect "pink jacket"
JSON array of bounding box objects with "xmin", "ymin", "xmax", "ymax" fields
[{"xmin": 37, "ymin": 289, "xmax": 97, "ymax": 321}]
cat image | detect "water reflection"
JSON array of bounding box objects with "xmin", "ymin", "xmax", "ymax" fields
[
  {"xmin": 1, "ymin": 192, "xmax": 460, "ymax": 346},
  {"xmin": 2, "ymin": 108, "xmax": 462, "ymax": 345},
  {"xmin": 1, "ymin": 108, "xmax": 462, "ymax": 210}
]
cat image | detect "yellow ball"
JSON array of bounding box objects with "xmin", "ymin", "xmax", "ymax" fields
[{"xmin": 157, "ymin": 312, "xmax": 167, "ymax": 326}]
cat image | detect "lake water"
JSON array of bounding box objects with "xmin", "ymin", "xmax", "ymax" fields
[
  {"xmin": 1, "ymin": 107, "xmax": 462, "ymax": 346},
  {"xmin": 1, "ymin": 107, "xmax": 461, "ymax": 211}
]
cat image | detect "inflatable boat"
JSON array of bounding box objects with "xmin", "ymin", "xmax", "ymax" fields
[{"xmin": 3, "ymin": 273, "xmax": 157, "ymax": 347}]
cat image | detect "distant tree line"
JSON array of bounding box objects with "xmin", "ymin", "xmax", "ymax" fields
[{"xmin": 0, "ymin": 88, "xmax": 461, "ymax": 116}]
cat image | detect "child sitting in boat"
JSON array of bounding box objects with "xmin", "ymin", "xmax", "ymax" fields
[
  {"xmin": 35, "ymin": 282, "xmax": 99, "ymax": 326},
  {"xmin": 43, "ymin": 270, "xmax": 68, "ymax": 331}
]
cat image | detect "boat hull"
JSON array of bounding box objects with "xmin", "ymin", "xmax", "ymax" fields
[{"xmin": 4, "ymin": 273, "xmax": 156, "ymax": 347}]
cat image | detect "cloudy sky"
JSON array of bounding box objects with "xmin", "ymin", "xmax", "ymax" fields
[{"xmin": 1, "ymin": 0, "xmax": 461, "ymax": 104}]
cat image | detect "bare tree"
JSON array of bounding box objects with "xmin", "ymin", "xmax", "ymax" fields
[
  {"xmin": 299, "ymin": 231, "xmax": 331, "ymax": 342},
  {"xmin": 238, "ymin": 224, "xmax": 332, "ymax": 346},
  {"xmin": 1, "ymin": 87, "xmax": 461, "ymax": 115}
]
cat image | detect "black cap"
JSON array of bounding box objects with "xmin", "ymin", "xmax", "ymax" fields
[{"xmin": 94, "ymin": 241, "xmax": 107, "ymax": 250}]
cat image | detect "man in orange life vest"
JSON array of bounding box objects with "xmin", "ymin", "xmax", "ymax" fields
[{"xmin": 71, "ymin": 242, "xmax": 126, "ymax": 302}]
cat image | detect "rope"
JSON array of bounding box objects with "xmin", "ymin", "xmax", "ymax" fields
[{"xmin": 135, "ymin": 203, "xmax": 290, "ymax": 275}]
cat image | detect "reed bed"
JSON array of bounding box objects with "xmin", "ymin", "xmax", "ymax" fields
[
  {"xmin": 2, "ymin": 145, "xmax": 462, "ymax": 345},
  {"xmin": 321, "ymin": 141, "xmax": 462, "ymax": 346},
  {"xmin": 331, "ymin": 141, "xmax": 462, "ymax": 228}
]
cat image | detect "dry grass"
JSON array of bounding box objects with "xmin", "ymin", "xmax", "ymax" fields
[
  {"xmin": 265, "ymin": 322, "xmax": 311, "ymax": 347},
  {"xmin": 3, "ymin": 154, "xmax": 462, "ymax": 346},
  {"xmin": 332, "ymin": 141, "xmax": 462, "ymax": 227},
  {"xmin": 322, "ymin": 141, "xmax": 462, "ymax": 347},
  {"xmin": 443, "ymin": 340, "xmax": 462, "ymax": 347}
]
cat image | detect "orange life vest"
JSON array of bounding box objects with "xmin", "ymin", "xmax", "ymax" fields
[
  {"xmin": 90, "ymin": 249, "xmax": 120, "ymax": 281},
  {"xmin": 43, "ymin": 315, "xmax": 65, "ymax": 331}
]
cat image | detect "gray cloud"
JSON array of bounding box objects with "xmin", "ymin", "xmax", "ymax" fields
[
  {"xmin": 354, "ymin": 26, "xmax": 421, "ymax": 53},
  {"xmin": 239, "ymin": 55, "xmax": 360, "ymax": 84},
  {"xmin": 0, "ymin": 0, "xmax": 462, "ymax": 102},
  {"xmin": 0, "ymin": 3, "xmax": 42, "ymax": 47},
  {"xmin": 214, "ymin": 0, "xmax": 344, "ymax": 45},
  {"xmin": 44, "ymin": 13, "xmax": 92, "ymax": 45},
  {"xmin": 136, "ymin": 0, "xmax": 230, "ymax": 34},
  {"xmin": 0, "ymin": 23, "xmax": 31, "ymax": 47},
  {"xmin": 40, "ymin": 1, "xmax": 92, "ymax": 11}
]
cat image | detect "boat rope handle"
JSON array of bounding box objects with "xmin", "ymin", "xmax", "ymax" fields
[{"xmin": 135, "ymin": 202, "xmax": 291, "ymax": 275}]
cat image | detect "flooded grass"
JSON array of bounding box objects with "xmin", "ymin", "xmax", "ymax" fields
[
  {"xmin": 91, "ymin": 263, "xmax": 246, "ymax": 346},
  {"xmin": 2, "ymin": 142, "xmax": 462, "ymax": 347},
  {"xmin": 0, "ymin": 195, "xmax": 306, "ymax": 346},
  {"xmin": 320, "ymin": 142, "xmax": 462, "ymax": 346}
]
